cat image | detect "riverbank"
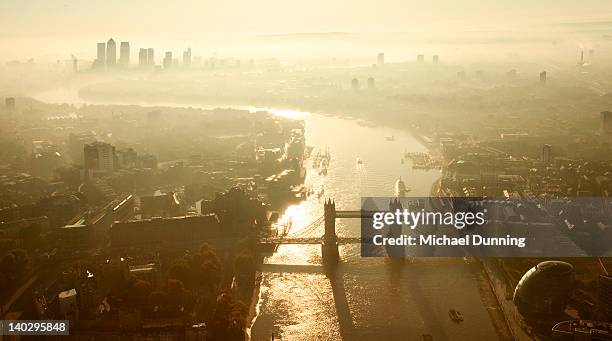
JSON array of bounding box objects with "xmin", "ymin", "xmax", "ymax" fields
[
  {"xmin": 481, "ymin": 258, "xmax": 533, "ymax": 340},
  {"xmin": 246, "ymin": 271, "xmax": 263, "ymax": 341}
]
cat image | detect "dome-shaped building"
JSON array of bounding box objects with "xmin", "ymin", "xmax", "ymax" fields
[{"xmin": 513, "ymin": 261, "xmax": 575, "ymax": 316}]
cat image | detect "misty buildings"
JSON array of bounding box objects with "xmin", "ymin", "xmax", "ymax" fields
[
  {"xmin": 119, "ymin": 42, "xmax": 130, "ymax": 66},
  {"xmin": 183, "ymin": 48, "xmax": 192, "ymax": 67},
  {"xmin": 577, "ymin": 50, "xmax": 585, "ymax": 67},
  {"xmin": 96, "ymin": 42, "xmax": 105, "ymax": 67},
  {"xmin": 601, "ymin": 111, "xmax": 612, "ymax": 141},
  {"xmin": 94, "ymin": 38, "xmax": 119, "ymax": 68},
  {"xmin": 163, "ymin": 52, "xmax": 173, "ymax": 69},
  {"xmin": 84, "ymin": 141, "xmax": 116, "ymax": 174},
  {"xmin": 106, "ymin": 38, "xmax": 116, "ymax": 67},
  {"xmin": 351, "ymin": 78, "xmax": 360, "ymax": 91},
  {"xmin": 417, "ymin": 54, "xmax": 425, "ymax": 63},
  {"xmin": 139, "ymin": 154, "xmax": 157, "ymax": 169},
  {"xmin": 433, "ymin": 55, "xmax": 439, "ymax": 64},
  {"xmin": 377, "ymin": 52, "xmax": 384, "ymax": 67},
  {"xmin": 367, "ymin": 77, "xmax": 375, "ymax": 89},
  {"xmin": 137, "ymin": 47, "xmax": 155, "ymax": 66},
  {"xmin": 147, "ymin": 48, "xmax": 155, "ymax": 66},
  {"xmin": 116, "ymin": 148, "xmax": 138, "ymax": 169},
  {"xmin": 540, "ymin": 71, "xmax": 547, "ymax": 85},
  {"xmin": 139, "ymin": 48, "xmax": 147, "ymax": 66},
  {"xmin": 542, "ymin": 144, "xmax": 552, "ymax": 164}
]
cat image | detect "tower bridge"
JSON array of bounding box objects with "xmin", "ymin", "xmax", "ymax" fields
[{"xmin": 259, "ymin": 199, "xmax": 382, "ymax": 265}]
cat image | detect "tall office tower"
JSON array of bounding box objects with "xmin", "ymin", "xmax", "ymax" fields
[
  {"xmin": 106, "ymin": 38, "xmax": 116, "ymax": 67},
  {"xmin": 139, "ymin": 48, "xmax": 148, "ymax": 66},
  {"xmin": 367, "ymin": 77, "xmax": 375, "ymax": 89},
  {"xmin": 119, "ymin": 42, "xmax": 130, "ymax": 66},
  {"xmin": 183, "ymin": 48, "xmax": 192, "ymax": 67},
  {"xmin": 96, "ymin": 42, "xmax": 106, "ymax": 66},
  {"xmin": 542, "ymin": 144, "xmax": 552, "ymax": 164},
  {"xmin": 539, "ymin": 71, "xmax": 547, "ymax": 85},
  {"xmin": 433, "ymin": 55, "xmax": 439, "ymax": 64},
  {"xmin": 601, "ymin": 111, "xmax": 612, "ymax": 141},
  {"xmin": 417, "ymin": 54, "xmax": 424, "ymax": 63},
  {"xmin": 84, "ymin": 141, "xmax": 116, "ymax": 173},
  {"xmin": 377, "ymin": 52, "xmax": 384, "ymax": 67},
  {"xmin": 163, "ymin": 52, "xmax": 173, "ymax": 69},
  {"xmin": 147, "ymin": 48, "xmax": 155, "ymax": 66}
]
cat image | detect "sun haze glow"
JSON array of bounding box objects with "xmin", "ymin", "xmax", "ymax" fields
[{"xmin": 0, "ymin": 0, "xmax": 611, "ymax": 61}]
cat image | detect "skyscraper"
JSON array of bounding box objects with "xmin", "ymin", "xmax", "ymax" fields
[
  {"xmin": 163, "ymin": 52, "xmax": 173, "ymax": 69},
  {"xmin": 183, "ymin": 48, "xmax": 192, "ymax": 67},
  {"xmin": 119, "ymin": 42, "xmax": 130, "ymax": 66},
  {"xmin": 540, "ymin": 71, "xmax": 547, "ymax": 85},
  {"xmin": 84, "ymin": 141, "xmax": 116, "ymax": 173},
  {"xmin": 417, "ymin": 54, "xmax": 424, "ymax": 63},
  {"xmin": 96, "ymin": 42, "xmax": 106, "ymax": 66},
  {"xmin": 106, "ymin": 38, "xmax": 116, "ymax": 67},
  {"xmin": 433, "ymin": 55, "xmax": 439, "ymax": 64},
  {"xmin": 139, "ymin": 48, "xmax": 148, "ymax": 66},
  {"xmin": 542, "ymin": 144, "xmax": 552, "ymax": 164},
  {"xmin": 147, "ymin": 48, "xmax": 155, "ymax": 66},
  {"xmin": 377, "ymin": 53, "xmax": 384, "ymax": 67},
  {"xmin": 367, "ymin": 77, "xmax": 375, "ymax": 89},
  {"xmin": 71, "ymin": 55, "xmax": 78, "ymax": 72}
]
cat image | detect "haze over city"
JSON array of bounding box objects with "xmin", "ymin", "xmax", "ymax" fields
[
  {"xmin": 1, "ymin": 1, "xmax": 612, "ymax": 340},
  {"xmin": 1, "ymin": 0, "xmax": 612, "ymax": 61}
]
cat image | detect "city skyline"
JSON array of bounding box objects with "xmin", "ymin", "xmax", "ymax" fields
[{"xmin": 1, "ymin": 0, "xmax": 612, "ymax": 61}]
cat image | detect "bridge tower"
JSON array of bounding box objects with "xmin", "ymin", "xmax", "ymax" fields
[
  {"xmin": 322, "ymin": 198, "xmax": 339, "ymax": 265},
  {"xmin": 387, "ymin": 198, "xmax": 405, "ymax": 258}
]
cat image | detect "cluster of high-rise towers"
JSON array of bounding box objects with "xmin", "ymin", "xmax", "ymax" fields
[{"xmin": 93, "ymin": 38, "xmax": 192, "ymax": 69}]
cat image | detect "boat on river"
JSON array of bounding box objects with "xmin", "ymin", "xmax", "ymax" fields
[{"xmin": 395, "ymin": 177, "xmax": 411, "ymax": 197}]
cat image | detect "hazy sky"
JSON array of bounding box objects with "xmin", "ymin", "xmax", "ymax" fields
[{"xmin": 0, "ymin": 0, "xmax": 611, "ymax": 61}]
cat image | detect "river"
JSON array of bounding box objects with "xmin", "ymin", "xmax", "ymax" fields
[{"xmin": 34, "ymin": 88, "xmax": 502, "ymax": 341}]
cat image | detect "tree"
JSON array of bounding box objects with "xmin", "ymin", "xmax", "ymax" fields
[
  {"xmin": 128, "ymin": 279, "xmax": 152, "ymax": 306},
  {"xmin": 169, "ymin": 244, "xmax": 222, "ymax": 290},
  {"xmin": 168, "ymin": 259, "xmax": 191, "ymax": 285},
  {"xmin": 210, "ymin": 292, "xmax": 248, "ymax": 341},
  {"xmin": 166, "ymin": 278, "xmax": 186, "ymax": 310}
]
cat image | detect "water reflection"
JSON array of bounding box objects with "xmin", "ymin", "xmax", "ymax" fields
[
  {"xmin": 252, "ymin": 111, "xmax": 497, "ymax": 340},
  {"xmin": 30, "ymin": 87, "xmax": 499, "ymax": 340}
]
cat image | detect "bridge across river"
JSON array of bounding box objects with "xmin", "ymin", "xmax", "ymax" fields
[{"xmin": 259, "ymin": 199, "xmax": 392, "ymax": 264}]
